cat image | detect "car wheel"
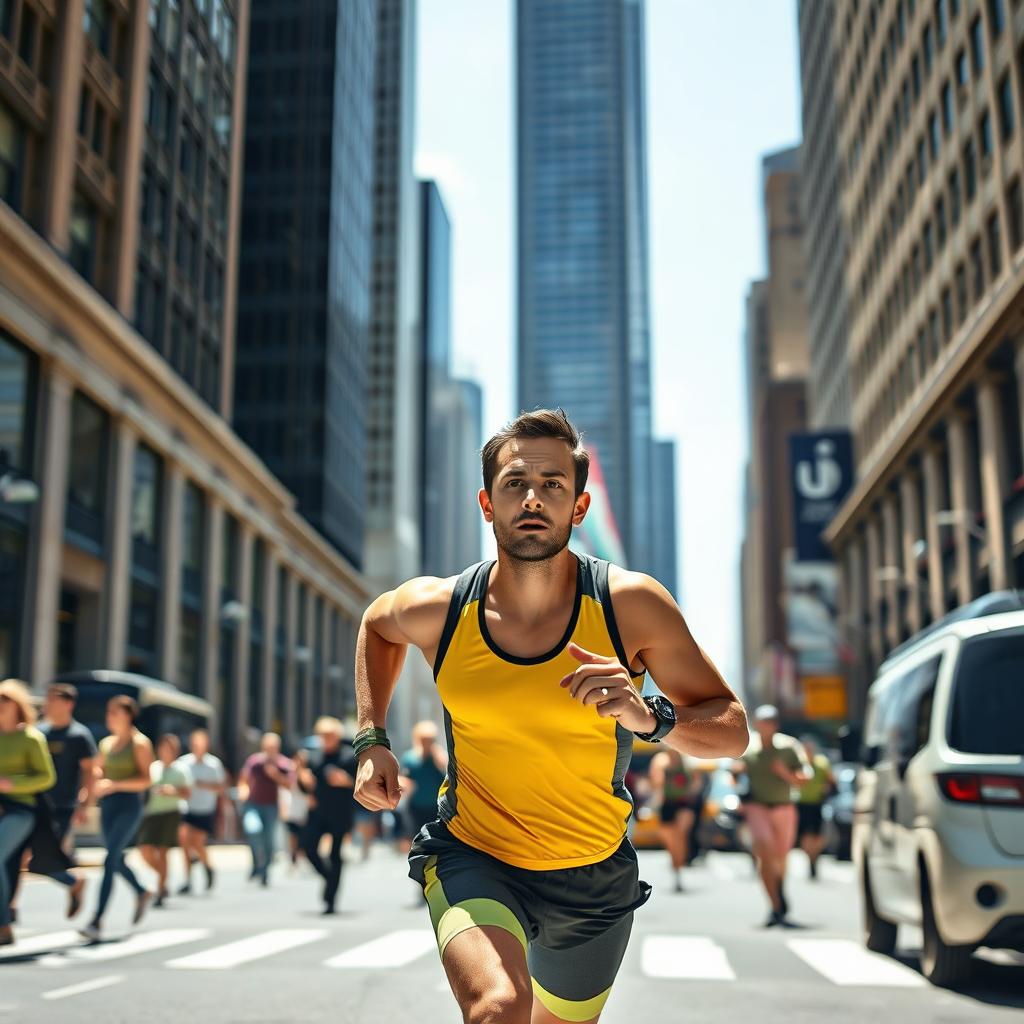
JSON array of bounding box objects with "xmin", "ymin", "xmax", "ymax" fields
[
  {"xmin": 920, "ymin": 871, "xmax": 974, "ymax": 988},
  {"xmin": 862, "ymin": 862, "xmax": 898, "ymax": 954}
]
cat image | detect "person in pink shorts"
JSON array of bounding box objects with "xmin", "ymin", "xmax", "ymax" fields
[{"xmin": 732, "ymin": 705, "xmax": 811, "ymax": 926}]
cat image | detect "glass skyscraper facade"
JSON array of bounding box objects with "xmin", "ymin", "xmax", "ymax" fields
[
  {"xmin": 516, "ymin": 0, "xmax": 654, "ymax": 571},
  {"xmin": 235, "ymin": 1, "xmax": 376, "ymax": 569}
]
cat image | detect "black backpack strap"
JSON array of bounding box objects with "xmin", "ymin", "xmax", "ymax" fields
[
  {"xmin": 592, "ymin": 557, "xmax": 645, "ymax": 678},
  {"xmin": 433, "ymin": 561, "xmax": 492, "ymax": 680}
]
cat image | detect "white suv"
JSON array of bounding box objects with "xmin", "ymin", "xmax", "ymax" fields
[{"xmin": 854, "ymin": 594, "xmax": 1024, "ymax": 987}]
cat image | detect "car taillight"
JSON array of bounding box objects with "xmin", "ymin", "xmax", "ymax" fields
[{"xmin": 937, "ymin": 773, "xmax": 1024, "ymax": 806}]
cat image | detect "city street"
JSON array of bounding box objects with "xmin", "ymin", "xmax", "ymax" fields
[{"xmin": 1, "ymin": 844, "xmax": 1021, "ymax": 1023}]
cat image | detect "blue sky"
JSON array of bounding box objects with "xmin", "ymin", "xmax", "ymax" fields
[{"xmin": 415, "ymin": 0, "xmax": 802, "ymax": 688}]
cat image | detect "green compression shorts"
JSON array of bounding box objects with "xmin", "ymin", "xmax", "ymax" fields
[{"xmin": 408, "ymin": 820, "xmax": 651, "ymax": 1022}]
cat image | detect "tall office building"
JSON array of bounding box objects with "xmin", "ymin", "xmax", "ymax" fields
[
  {"xmin": 365, "ymin": 0, "xmax": 421, "ymax": 587},
  {"xmin": 234, "ymin": 0, "xmax": 376, "ymax": 570},
  {"xmin": 649, "ymin": 438, "xmax": 678, "ymax": 599},
  {"xmin": 739, "ymin": 148, "xmax": 810, "ymax": 706},
  {"xmin": 0, "ymin": 0, "xmax": 369, "ymax": 767},
  {"xmin": 819, "ymin": 0, "xmax": 1024, "ymax": 710},
  {"xmin": 516, "ymin": 0, "xmax": 654, "ymax": 572},
  {"xmin": 798, "ymin": 0, "xmax": 853, "ymax": 430}
]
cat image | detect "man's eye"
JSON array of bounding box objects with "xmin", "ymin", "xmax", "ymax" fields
[
  {"xmin": 506, "ymin": 480, "xmax": 521, "ymax": 487},
  {"xmin": 546, "ymin": 480, "xmax": 562, "ymax": 488}
]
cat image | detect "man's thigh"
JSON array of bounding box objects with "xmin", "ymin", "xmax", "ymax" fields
[
  {"xmin": 769, "ymin": 805, "xmax": 798, "ymax": 859},
  {"xmin": 442, "ymin": 924, "xmax": 533, "ymax": 1020}
]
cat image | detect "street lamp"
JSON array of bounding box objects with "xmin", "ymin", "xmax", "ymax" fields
[
  {"xmin": 0, "ymin": 471, "xmax": 40, "ymax": 504},
  {"xmin": 933, "ymin": 509, "xmax": 989, "ymax": 544}
]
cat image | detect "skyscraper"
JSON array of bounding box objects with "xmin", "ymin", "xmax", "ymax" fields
[
  {"xmin": 516, "ymin": 0, "xmax": 654, "ymax": 571},
  {"xmin": 365, "ymin": 0, "xmax": 421, "ymax": 587},
  {"xmin": 798, "ymin": 0, "xmax": 852, "ymax": 430},
  {"xmin": 234, "ymin": 1, "xmax": 376, "ymax": 569},
  {"xmin": 0, "ymin": 0, "xmax": 369, "ymax": 766},
  {"xmin": 649, "ymin": 439, "xmax": 678, "ymax": 599}
]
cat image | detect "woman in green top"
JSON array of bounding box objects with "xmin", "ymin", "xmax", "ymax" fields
[
  {"xmin": 138, "ymin": 734, "xmax": 190, "ymax": 907},
  {"xmin": 0, "ymin": 679, "xmax": 57, "ymax": 944},
  {"xmin": 79, "ymin": 696, "xmax": 155, "ymax": 941}
]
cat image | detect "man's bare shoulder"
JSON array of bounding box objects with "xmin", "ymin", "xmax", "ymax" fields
[
  {"xmin": 392, "ymin": 575, "xmax": 459, "ymax": 616},
  {"xmin": 606, "ymin": 564, "xmax": 676, "ymax": 614}
]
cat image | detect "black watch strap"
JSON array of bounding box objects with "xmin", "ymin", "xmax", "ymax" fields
[{"xmin": 634, "ymin": 696, "xmax": 676, "ymax": 742}]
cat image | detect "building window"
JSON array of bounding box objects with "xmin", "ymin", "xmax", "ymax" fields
[
  {"xmin": 928, "ymin": 110, "xmax": 940, "ymax": 159},
  {"xmin": 970, "ymin": 17, "xmax": 984, "ymax": 76},
  {"xmin": 949, "ymin": 167, "xmax": 961, "ymax": 224},
  {"xmin": 987, "ymin": 212, "xmax": 1003, "ymax": 278},
  {"xmin": 66, "ymin": 391, "xmax": 107, "ymax": 520},
  {"xmin": 941, "ymin": 287, "xmax": 953, "ymax": 341},
  {"xmin": 963, "ymin": 139, "xmax": 977, "ymax": 201},
  {"xmin": 999, "ymin": 75, "xmax": 1014, "ymax": 141},
  {"xmin": 17, "ymin": 3, "xmax": 35, "ymax": 65},
  {"xmin": 0, "ymin": 101, "xmax": 24, "ymax": 213},
  {"xmin": 955, "ymin": 48, "xmax": 968, "ymax": 87},
  {"xmin": 0, "ymin": 330, "xmax": 35, "ymax": 475},
  {"xmin": 127, "ymin": 581, "xmax": 158, "ymax": 674},
  {"xmin": 980, "ymin": 108, "xmax": 993, "ymax": 159},
  {"xmin": 935, "ymin": 0, "xmax": 948, "ymax": 45},
  {"xmin": 988, "ymin": 0, "xmax": 1005, "ymax": 36},
  {"xmin": 182, "ymin": 481, "xmax": 204, "ymax": 574},
  {"xmin": 969, "ymin": 237, "xmax": 985, "ymax": 300},
  {"xmin": 923, "ymin": 24, "xmax": 934, "ymax": 74},
  {"xmin": 936, "ymin": 196, "xmax": 947, "ymax": 248},
  {"xmin": 941, "ymin": 80, "xmax": 953, "ymax": 134},
  {"xmin": 917, "ymin": 137, "xmax": 927, "ymax": 184},
  {"xmin": 83, "ymin": 0, "xmax": 112, "ymax": 58},
  {"xmin": 165, "ymin": 0, "xmax": 179, "ymax": 53},
  {"xmin": 179, "ymin": 609, "xmax": 201, "ymax": 692},
  {"xmin": 923, "ymin": 219, "xmax": 934, "ymax": 271},
  {"xmin": 131, "ymin": 443, "xmax": 162, "ymax": 547},
  {"xmin": 912, "ymin": 53, "xmax": 922, "ymax": 98},
  {"xmin": 1008, "ymin": 179, "xmax": 1023, "ymax": 251},
  {"xmin": 954, "ymin": 262, "xmax": 968, "ymax": 322},
  {"xmin": 69, "ymin": 194, "xmax": 98, "ymax": 283}
]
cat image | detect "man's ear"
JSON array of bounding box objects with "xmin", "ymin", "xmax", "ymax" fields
[
  {"xmin": 478, "ymin": 488, "xmax": 493, "ymax": 522},
  {"xmin": 572, "ymin": 492, "xmax": 591, "ymax": 526}
]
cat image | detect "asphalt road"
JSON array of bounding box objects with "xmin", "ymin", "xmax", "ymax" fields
[{"xmin": 1, "ymin": 842, "xmax": 1022, "ymax": 1023}]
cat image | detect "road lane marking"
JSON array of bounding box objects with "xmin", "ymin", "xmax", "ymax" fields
[
  {"xmin": 41, "ymin": 929, "xmax": 212, "ymax": 966},
  {"xmin": 325, "ymin": 930, "xmax": 437, "ymax": 968},
  {"xmin": 41, "ymin": 975, "xmax": 124, "ymax": 1001},
  {"xmin": 641, "ymin": 936, "xmax": 736, "ymax": 980},
  {"xmin": 0, "ymin": 931, "xmax": 82, "ymax": 961},
  {"xmin": 166, "ymin": 929, "xmax": 327, "ymax": 969},
  {"xmin": 787, "ymin": 939, "xmax": 925, "ymax": 986}
]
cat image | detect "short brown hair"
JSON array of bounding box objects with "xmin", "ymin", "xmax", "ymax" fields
[
  {"xmin": 107, "ymin": 695, "xmax": 139, "ymax": 721},
  {"xmin": 481, "ymin": 409, "xmax": 589, "ymax": 496},
  {"xmin": 48, "ymin": 683, "xmax": 78, "ymax": 703}
]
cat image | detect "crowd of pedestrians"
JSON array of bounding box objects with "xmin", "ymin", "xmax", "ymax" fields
[{"xmin": 0, "ymin": 673, "xmax": 458, "ymax": 947}]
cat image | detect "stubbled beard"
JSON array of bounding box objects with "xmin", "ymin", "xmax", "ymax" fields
[{"xmin": 492, "ymin": 518, "xmax": 573, "ymax": 563}]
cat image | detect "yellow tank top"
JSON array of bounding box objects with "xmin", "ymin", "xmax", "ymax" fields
[
  {"xmin": 434, "ymin": 554, "xmax": 644, "ymax": 871},
  {"xmin": 101, "ymin": 735, "xmax": 139, "ymax": 782}
]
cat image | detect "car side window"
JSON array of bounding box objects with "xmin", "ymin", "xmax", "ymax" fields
[{"xmin": 893, "ymin": 655, "xmax": 943, "ymax": 760}]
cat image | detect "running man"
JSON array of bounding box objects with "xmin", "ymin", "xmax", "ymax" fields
[
  {"xmin": 138, "ymin": 734, "xmax": 190, "ymax": 907},
  {"xmin": 648, "ymin": 748, "xmax": 702, "ymax": 892},
  {"xmin": 796, "ymin": 735, "xmax": 834, "ymax": 880},
  {"xmin": 397, "ymin": 721, "xmax": 448, "ymax": 854},
  {"xmin": 732, "ymin": 705, "xmax": 811, "ymax": 927},
  {"xmin": 176, "ymin": 729, "xmax": 226, "ymax": 894},
  {"xmin": 354, "ymin": 410, "xmax": 747, "ymax": 1024},
  {"xmin": 299, "ymin": 717, "xmax": 357, "ymax": 915},
  {"xmin": 239, "ymin": 733, "xmax": 293, "ymax": 887}
]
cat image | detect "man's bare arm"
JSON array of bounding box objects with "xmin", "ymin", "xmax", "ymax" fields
[
  {"xmin": 613, "ymin": 569, "xmax": 748, "ymax": 759},
  {"xmin": 354, "ymin": 576, "xmax": 453, "ymax": 731}
]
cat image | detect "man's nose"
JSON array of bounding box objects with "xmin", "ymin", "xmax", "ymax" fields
[{"xmin": 522, "ymin": 488, "xmax": 543, "ymax": 508}]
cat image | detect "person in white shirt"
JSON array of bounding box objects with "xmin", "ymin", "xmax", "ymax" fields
[
  {"xmin": 175, "ymin": 729, "xmax": 226, "ymax": 894},
  {"xmin": 280, "ymin": 748, "xmax": 311, "ymax": 869}
]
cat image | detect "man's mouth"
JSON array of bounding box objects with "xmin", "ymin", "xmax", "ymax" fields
[{"xmin": 516, "ymin": 520, "xmax": 549, "ymax": 532}]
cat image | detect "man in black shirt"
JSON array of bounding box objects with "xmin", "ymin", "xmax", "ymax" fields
[
  {"xmin": 300, "ymin": 717, "xmax": 357, "ymax": 915},
  {"xmin": 38, "ymin": 684, "xmax": 98, "ymax": 847}
]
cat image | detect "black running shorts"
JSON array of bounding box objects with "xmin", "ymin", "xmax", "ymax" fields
[{"xmin": 409, "ymin": 819, "xmax": 651, "ymax": 1021}]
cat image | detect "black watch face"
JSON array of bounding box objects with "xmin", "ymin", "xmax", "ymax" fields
[{"xmin": 650, "ymin": 696, "xmax": 675, "ymax": 723}]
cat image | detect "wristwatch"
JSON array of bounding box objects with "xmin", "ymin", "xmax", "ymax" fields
[{"xmin": 633, "ymin": 695, "xmax": 676, "ymax": 742}]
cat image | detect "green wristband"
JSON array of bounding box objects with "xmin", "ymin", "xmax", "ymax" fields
[{"xmin": 353, "ymin": 727, "xmax": 391, "ymax": 756}]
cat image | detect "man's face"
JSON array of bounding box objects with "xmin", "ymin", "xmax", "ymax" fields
[
  {"xmin": 262, "ymin": 736, "xmax": 280, "ymax": 757},
  {"xmin": 755, "ymin": 719, "xmax": 779, "ymax": 745},
  {"xmin": 44, "ymin": 693, "xmax": 73, "ymax": 724},
  {"xmin": 415, "ymin": 727, "xmax": 437, "ymax": 753},
  {"xmin": 480, "ymin": 438, "xmax": 589, "ymax": 563},
  {"xmin": 318, "ymin": 730, "xmax": 340, "ymax": 754},
  {"xmin": 191, "ymin": 731, "xmax": 210, "ymax": 758}
]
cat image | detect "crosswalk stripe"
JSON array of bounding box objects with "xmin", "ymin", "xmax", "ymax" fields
[
  {"xmin": 166, "ymin": 929, "xmax": 327, "ymax": 969},
  {"xmin": 324, "ymin": 929, "xmax": 436, "ymax": 968},
  {"xmin": 41, "ymin": 975, "xmax": 124, "ymax": 1001},
  {"xmin": 641, "ymin": 936, "xmax": 736, "ymax": 980},
  {"xmin": 0, "ymin": 931, "xmax": 82, "ymax": 961},
  {"xmin": 787, "ymin": 939, "xmax": 925, "ymax": 987},
  {"xmin": 41, "ymin": 929, "xmax": 212, "ymax": 967}
]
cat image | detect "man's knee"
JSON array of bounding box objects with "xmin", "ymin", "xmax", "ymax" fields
[{"xmin": 462, "ymin": 982, "xmax": 532, "ymax": 1024}]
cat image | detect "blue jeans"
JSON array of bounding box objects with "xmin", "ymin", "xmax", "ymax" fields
[
  {"xmin": 243, "ymin": 803, "xmax": 278, "ymax": 879},
  {"xmin": 0, "ymin": 803, "xmax": 35, "ymax": 927},
  {"xmin": 95, "ymin": 792, "xmax": 145, "ymax": 921}
]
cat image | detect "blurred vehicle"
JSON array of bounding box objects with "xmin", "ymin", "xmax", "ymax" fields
[
  {"xmin": 50, "ymin": 670, "xmax": 215, "ymax": 841},
  {"xmin": 823, "ymin": 762, "xmax": 857, "ymax": 861},
  {"xmin": 699, "ymin": 766, "xmax": 744, "ymax": 853},
  {"xmin": 854, "ymin": 592, "xmax": 1024, "ymax": 988}
]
